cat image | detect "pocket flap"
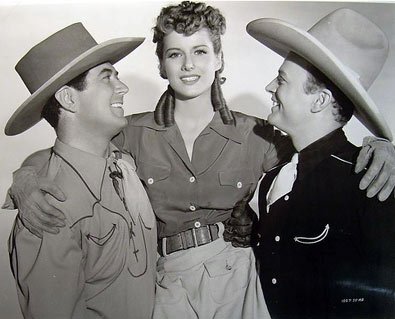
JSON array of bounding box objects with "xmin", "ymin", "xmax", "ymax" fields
[
  {"xmin": 136, "ymin": 161, "xmax": 170, "ymax": 184},
  {"xmin": 218, "ymin": 169, "xmax": 255, "ymax": 188}
]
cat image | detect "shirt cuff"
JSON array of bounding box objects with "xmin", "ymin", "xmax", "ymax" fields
[
  {"xmin": 362, "ymin": 136, "xmax": 393, "ymax": 146},
  {"xmin": 2, "ymin": 188, "xmax": 17, "ymax": 210}
]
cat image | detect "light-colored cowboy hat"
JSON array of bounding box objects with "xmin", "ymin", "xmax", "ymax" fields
[
  {"xmin": 247, "ymin": 8, "xmax": 393, "ymax": 141},
  {"xmin": 5, "ymin": 22, "xmax": 144, "ymax": 136}
]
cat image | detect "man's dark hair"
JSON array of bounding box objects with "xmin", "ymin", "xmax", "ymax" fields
[
  {"xmin": 288, "ymin": 52, "xmax": 354, "ymax": 125},
  {"xmin": 41, "ymin": 70, "xmax": 89, "ymax": 130}
]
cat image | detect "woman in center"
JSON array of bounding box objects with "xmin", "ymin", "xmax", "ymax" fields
[{"xmin": 118, "ymin": 1, "xmax": 288, "ymax": 318}]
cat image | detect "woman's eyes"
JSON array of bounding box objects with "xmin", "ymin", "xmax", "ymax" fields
[
  {"xmin": 168, "ymin": 52, "xmax": 181, "ymax": 59},
  {"xmin": 194, "ymin": 49, "xmax": 207, "ymax": 55},
  {"xmin": 167, "ymin": 49, "xmax": 207, "ymax": 59}
]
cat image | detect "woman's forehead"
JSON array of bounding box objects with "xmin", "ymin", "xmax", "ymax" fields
[{"xmin": 163, "ymin": 28, "xmax": 214, "ymax": 49}]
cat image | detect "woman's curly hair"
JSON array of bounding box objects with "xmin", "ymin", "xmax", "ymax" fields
[{"xmin": 152, "ymin": 1, "xmax": 233, "ymax": 126}]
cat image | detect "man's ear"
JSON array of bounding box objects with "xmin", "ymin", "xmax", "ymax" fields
[
  {"xmin": 55, "ymin": 86, "xmax": 77, "ymax": 113},
  {"xmin": 311, "ymin": 89, "xmax": 332, "ymax": 113}
]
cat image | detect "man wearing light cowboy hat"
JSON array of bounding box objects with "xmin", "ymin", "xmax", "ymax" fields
[
  {"xmin": 6, "ymin": 23, "xmax": 157, "ymax": 318},
  {"xmin": 247, "ymin": 8, "xmax": 395, "ymax": 319}
]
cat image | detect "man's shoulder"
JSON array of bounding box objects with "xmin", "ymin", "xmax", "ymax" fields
[
  {"xmin": 230, "ymin": 110, "xmax": 277, "ymax": 139},
  {"xmin": 39, "ymin": 153, "xmax": 99, "ymax": 226},
  {"xmin": 325, "ymin": 141, "xmax": 361, "ymax": 174}
]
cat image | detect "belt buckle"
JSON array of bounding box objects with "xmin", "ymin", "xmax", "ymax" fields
[{"xmin": 192, "ymin": 221, "xmax": 201, "ymax": 248}]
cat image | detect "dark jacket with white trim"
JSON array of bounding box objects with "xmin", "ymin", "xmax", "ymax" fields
[{"xmin": 255, "ymin": 128, "xmax": 395, "ymax": 319}]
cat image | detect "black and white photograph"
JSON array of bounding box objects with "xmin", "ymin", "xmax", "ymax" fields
[{"xmin": 0, "ymin": 1, "xmax": 394, "ymax": 318}]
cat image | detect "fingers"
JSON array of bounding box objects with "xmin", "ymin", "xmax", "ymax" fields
[
  {"xmin": 21, "ymin": 214, "xmax": 60, "ymax": 236},
  {"xmin": 17, "ymin": 190, "xmax": 65, "ymax": 236},
  {"xmin": 39, "ymin": 178, "xmax": 67, "ymax": 202},
  {"xmin": 231, "ymin": 235, "xmax": 251, "ymax": 248},
  {"xmin": 359, "ymin": 154, "xmax": 385, "ymax": 191},
  {"xmin": 376, "ymin": 173, "xmax": 395, "ymax": 202},
  {"xmin": 29, "ymin": 190, "xmax": 66, "ymax": 224},
  {"xmin": 364, "ymin": 169, "xmax": 387, "ymax": 199},
  {"xmin": 355, "ymin": 144, "xmax": 373, "ymax": 174},
  {"xmin": 18, "ymin": 215, "xmax": 43, "ymax": 238}
]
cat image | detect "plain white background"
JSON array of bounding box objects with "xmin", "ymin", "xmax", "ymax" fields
[{"xmin": 0, "ymin": 1, "xmax": 394, "ymax": 317}]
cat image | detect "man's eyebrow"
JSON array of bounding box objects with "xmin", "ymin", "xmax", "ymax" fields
[
  {"xmin": 98, "ymin": 68, "xmax": 118, "ymax": 76},
  {"xmin": 278, "ymin": 70, "xmax": 287, "ymax": 79}
]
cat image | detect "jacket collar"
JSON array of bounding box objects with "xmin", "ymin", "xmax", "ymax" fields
[
  {"xmin": 297, "ymin": 128, "xmax": 350, "ymax": 180},
  {"xmin": 53, "ymin": 139, "xmax": 121, "ymax": 199}
]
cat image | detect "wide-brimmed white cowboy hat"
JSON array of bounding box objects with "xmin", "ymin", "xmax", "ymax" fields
[
  {"xmin": 247, "ymin": 8, "xmax": 392, "ymax": 140},
  {"xmin": 5, "ymin": 22, "xmax": 144, "ymax": 136}
]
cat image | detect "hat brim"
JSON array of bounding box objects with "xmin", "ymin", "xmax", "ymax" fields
[
  {"xmin": 247, "ymin": 18, "xmax": 393, "ymax": 141},
  {"xmin": 5, "ymin": 37, "xmax": 144, "ymax": 136}
]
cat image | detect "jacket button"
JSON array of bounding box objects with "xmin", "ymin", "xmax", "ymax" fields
[
  {"xmin": 272, "ymin": 278, "xmax": 277, "ymax": 285},
  {"xmin": 189, "ymin": 176, "xmax": 196, "ymax": 183},
  {"xmin": 275, "ymin": 236, "xmax": 280, "ymax": 242},
  {"xmin": 284, "ymin": 195, "xmax": 289, "ymax": 201},
  {"xmin": 189, "ymin": 205, "xmax": 196, "ymax": 211},
  {"xmin": 236, "ymin": 181, "xmax": 243, "ymax": 189},
  {"xmin": 147, "ymin": 178, "xmax": 154, "ymax": 185},
  {"xmin": 194, "ymin": 221, "xmax": 201, "ymax": 228}
]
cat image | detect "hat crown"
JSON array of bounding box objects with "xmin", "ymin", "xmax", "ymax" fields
[
  {"xmin": 308, "ymin": 8, "xmax": 388, "ymax": 90},
  {"xmin": 246, "ymin": 7, "xmax": 392, "ymax": 139},
  {"xmin": 15, "ymin": 23, "xmax": 98, "ymax": 94}
]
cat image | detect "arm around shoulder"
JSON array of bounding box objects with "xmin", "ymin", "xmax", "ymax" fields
[
  {"xmin": 21, "ymin": 147, "xmax": 52, "ymax": 169},
  {"xmin": 4, "ymin": 147, "xmax": 67, "ymax": 237}
]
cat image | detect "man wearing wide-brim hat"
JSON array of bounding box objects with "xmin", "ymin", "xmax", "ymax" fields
[
  {"xmin": 247, "ymin": 8, "xmax": 395, "ymax": 318},
  {"xmin": 6, "ymin": 23, "xmax": 157, "ymax": 318}
]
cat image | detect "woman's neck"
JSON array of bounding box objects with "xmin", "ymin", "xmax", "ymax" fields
[
  {"xmin": 174, "ymin": 91, "xmax": 214, "ymax": 121},
  {"xmin": 173, "ymin": 92, "xmax": 215, "ymax": 161}
]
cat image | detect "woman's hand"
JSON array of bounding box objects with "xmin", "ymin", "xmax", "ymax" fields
[
  {"xmin": 8, "ymin": 166, "xmax": 67, "ymax": 238},
  {"xmin": 356, "ymin": 137, "xmax": 395, "ymax": 201}
]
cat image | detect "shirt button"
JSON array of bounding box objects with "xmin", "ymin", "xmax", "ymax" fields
[
  {"xmin": 284, "ymin": 195, "xmax": 289, "ymax": 201},
  {"xmin": 275, "ymin": 236, "xmax": 280, "ymax": 242},
  {"xmin": 147, "ymin": 178, "xmax": 154, "ymax": 185},
  {"xmin": 237, "ymin": 181, "xmax": 243, "ymax": 189},
  {"xmin": 194, "ymin": 221, "xmax": 201, "ymax": 228},
  {"xmin": 189, "ymin": 205, "xmax": 196, "ymax": 212},
  {"xmin": 189, "ymin": 176, "xmax": 196, "ymax": 183},
  {"xmin": 272, "ymin": 278, "xmax": 277, "ymax": 285}
]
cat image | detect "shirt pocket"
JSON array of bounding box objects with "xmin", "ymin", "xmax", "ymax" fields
[
  {"xmin": 218, "ymin": 168, "xmax": 256, "ymax": 190},
  {"xmin": 136, "ymin": 161, "xmax": 171, "ymax": 186},
  {"xmin": 86, "ymin": 223, "xmax": 117, "ymax": 247}
]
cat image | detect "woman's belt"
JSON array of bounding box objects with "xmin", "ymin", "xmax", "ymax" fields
[{"xmin": 158, "ymin": 224, "xmax": 219, "ymax": 256}]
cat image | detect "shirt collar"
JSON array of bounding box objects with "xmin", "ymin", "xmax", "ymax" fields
[
  {"xmin": 207, "ymin": 111, "xmax": 243, "ymax": 144},
  {"xmin": 53, "ymin": 139, "xmax": 120, "ymax": 198},
  {"xmin": 130, "ymin": 110, "xmax": 243, "ymax": 144},
  {"xmin": 297, "ymin": 128, "xmax": 349, "ymax": 180}
]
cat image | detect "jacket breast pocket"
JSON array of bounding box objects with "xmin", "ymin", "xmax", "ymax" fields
[{"xmin": 294, "ymin": 224, "xmax": 330, "ymax": 245}]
